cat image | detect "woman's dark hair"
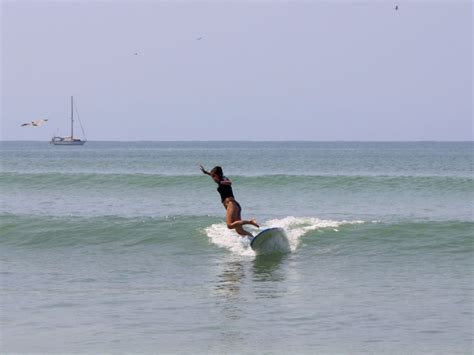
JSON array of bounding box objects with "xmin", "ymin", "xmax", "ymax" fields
[{"xmin": 210, "ymin": 166, "xmax": 223, "ymax": 177}]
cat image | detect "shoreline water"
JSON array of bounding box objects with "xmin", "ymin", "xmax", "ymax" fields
[{"xmin": 1, "ymin": 141, "xmax": 472, "ymax": 353}]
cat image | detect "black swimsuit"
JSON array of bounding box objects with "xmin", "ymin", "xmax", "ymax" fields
[
  {"xmin": 217, "ymin": 177, "xmax": 234, "ymax": 202},
  {"xmin": 217, "ymin": 177, "xmax": 241, "ymax": 210}
]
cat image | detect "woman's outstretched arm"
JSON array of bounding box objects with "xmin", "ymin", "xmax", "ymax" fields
[{"xmin": 200, "ymin": 165, "xmax": 211, "ymax": 176}]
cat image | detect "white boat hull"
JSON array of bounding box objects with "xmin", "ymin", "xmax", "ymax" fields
[{"xmin": 51, "ymin": 140, "xmax": 86, "ymax": 146}]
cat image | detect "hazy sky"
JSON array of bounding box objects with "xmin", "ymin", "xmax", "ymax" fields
[{"xmin": 1, "ymin": 1, "xmax": 472, "ymax": 141}]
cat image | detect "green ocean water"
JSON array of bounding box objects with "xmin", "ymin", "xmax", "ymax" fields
[{"xmin": 1, "ymin": 141, "xmax": 472, "ymax": 353}]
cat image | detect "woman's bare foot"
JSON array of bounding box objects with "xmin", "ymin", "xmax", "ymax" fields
[{"xmin": 249, "ymin": 218, "xmax": 259, "ymax": 228}]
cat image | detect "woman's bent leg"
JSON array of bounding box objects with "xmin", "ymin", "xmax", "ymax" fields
[
  {"xmin": 226, "ymin": 202, "xmax": 259, "ymax": 236},
  {"xmin": 227, "ymin": 219, "xmax": 259, "ymax": 229},
  {"xmin": 235, "ymin": 226, "xmax": 253, "ymax": 237}
]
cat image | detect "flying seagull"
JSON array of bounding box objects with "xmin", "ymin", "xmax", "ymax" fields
[
  {"xmin": 21, "ymin": 119, "xmax": 49, "ymax": 127},
  {"xmin": 197, "ymin": 37, "xmax": 203, "ymax": 41}
]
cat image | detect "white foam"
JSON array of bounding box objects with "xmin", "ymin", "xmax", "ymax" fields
[
  {"xmin": 204, "ymin": 222, "xmax": 257, "ymax": 257},
  {"xmin": 203, "ymin": 216, "xmax": 364, "ymax": 256}
]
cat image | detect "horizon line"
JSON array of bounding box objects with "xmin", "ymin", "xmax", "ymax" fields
[{"xmin": 1, "ymin": 139, "xmax": 473, "ymax": 143}]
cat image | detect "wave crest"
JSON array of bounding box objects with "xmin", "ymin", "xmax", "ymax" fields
[{"xmin": 204, "ymin": 216, "xmax": 364, "ymax": 256}]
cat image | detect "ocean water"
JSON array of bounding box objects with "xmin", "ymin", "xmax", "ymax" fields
[{"xmin": 1, "ymin": 141, "xmax": 472, "ymax": 354}]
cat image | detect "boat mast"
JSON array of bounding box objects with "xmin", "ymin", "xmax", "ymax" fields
[{"xmin": 70, "ymin": 96, "xmax": 74, "ymax": 139}]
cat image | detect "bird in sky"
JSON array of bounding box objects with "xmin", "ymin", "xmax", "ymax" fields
[
  {"xmin": 395, "ymin": 5, "xmax": 399, "ymax": 10},
  {"xmin": 21, "ymin": 119, "xmax": 49, "ymax": 127},
  {"xmin": 197, "ymin": 37, "xmax": 203, "ymax": 41}
]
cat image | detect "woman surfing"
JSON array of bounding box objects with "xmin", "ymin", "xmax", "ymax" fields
[{"xmin": 200, "ymin": 165, "xmax": 259, "ymax": 238}]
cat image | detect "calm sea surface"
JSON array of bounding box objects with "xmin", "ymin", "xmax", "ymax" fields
[{"xmin": 1, "ymin": 141, "xmax": 472, "ymax": 353}]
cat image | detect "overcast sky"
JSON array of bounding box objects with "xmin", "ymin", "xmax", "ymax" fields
[{"xmin": 1, "ymin": 1, "xmax": 472, "ymax": 141}]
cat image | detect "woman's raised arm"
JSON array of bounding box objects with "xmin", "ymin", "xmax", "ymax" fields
[{"xmin": 199, "ymin": 165, "xmax": 211, "ymax": 176}]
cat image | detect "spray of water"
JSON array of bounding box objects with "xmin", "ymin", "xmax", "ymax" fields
[{"xmin": 204, "ymin": 216, "xmax": 364, "ymax": 256}]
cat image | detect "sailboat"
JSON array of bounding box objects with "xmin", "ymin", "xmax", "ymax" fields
[{"xmin": 50, "ymin": 96, "xmax": 86, "ymax": 145}]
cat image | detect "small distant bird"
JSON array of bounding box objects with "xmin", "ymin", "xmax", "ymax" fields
[
  {"xmin": 395, "ymin": 5, "xmax": 399, "ymax": 10},
  {"xmin": 197, "ymin": 37, "xmax": 203, "ymax": 41},
  {"xmin": 134, "ymin": 52, "xmax": 138, "ymax": 55},
  {"xmin": 21, "ymin": 119, "xmax": 48, "ymax": 127}
]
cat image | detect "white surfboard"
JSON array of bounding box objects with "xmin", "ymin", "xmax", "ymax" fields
[{"xmin": 250, "ymin": 227, "xmax": 290, "ymax": 255}]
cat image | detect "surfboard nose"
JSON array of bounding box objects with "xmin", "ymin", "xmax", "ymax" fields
[{"xmin": 250, "ymin": 228, "xmax": 290, "ymax": 255}]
